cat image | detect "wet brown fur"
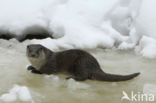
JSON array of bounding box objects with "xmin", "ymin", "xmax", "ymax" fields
[{"xmin": 27, "ymin": 44, "xmax": 140, "ymax": 81}]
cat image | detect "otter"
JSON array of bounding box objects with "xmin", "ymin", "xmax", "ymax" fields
[{"xmin": 26, "ymin": 44, "xmax": 140, "ymax": 81}]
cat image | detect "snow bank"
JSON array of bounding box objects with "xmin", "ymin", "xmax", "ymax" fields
[
  {"xmin": 31, "ymin": 0, "xmax": 156, "ymax": 59},
  {"xmin": 33, "ymin": 0, "xmax": 125, "ymax": 50},
  {"xmin": 133, "ymin": 0, "xmax": 156, "ymax": 58},
  {"xmin": 111, "ymin": 0, "xmax": 156, "ymax": 58},
  {"xmin": 135, "ymin": 36, "xmax": 156, "ymax": 58},
  {"xmin": 0, "ymin": 0, "xmax": 126, "ymax": 50},
  {"xmin": 1, "ymin": 0, "xmax": 156, "ymax": 58},
  {"xmin": 0, "ymin": 85, "xmax": 34, "ymax": 103},
  {"xmin": 0, "ymin": 0, "xmax": 48, "ymax": 38}
]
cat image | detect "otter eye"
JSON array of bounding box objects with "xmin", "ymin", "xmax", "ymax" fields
[
  {"xmin": 40, "ymin": 47, "xmax": 43, "ymax": 51},
  {"xmin": 27, "ymin": 45, "xmax": 30, "ymax": 50}
]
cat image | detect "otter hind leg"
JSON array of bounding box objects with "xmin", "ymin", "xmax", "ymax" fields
[{"xmin": 67, "ymin": 60, "xmax": 89, "ymax": 81}]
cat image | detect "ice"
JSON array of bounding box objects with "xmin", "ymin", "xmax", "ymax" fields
[
  {"xmin": 143, "ymin": 84, "xmax": 156, "ymax": 96},
  {"xmin": 44, "ymin": 75, "xmax": 63, "ymax": 87},
  {"xmin": 0, "ymin": 85, "xmax": 34, "ymax": 103},
  {"xmin": 44, "ymin": 75, "xmax": 60, "ymax": 82},
  {"xmin": 0, "ymin": 93, "xmax": 17, "ymax": 102},
  {"xmin": 0, "ymin": 40, "xmax": 156, "ymax": 103},
  {"xmin": 18, "ymin": 86, "xmax": 33, "ymax": 102},
  {"xmin": 67, "ymin": 79, "xmax": 90, "ymax": 90},
  {"xmin": 44, "ymin": 75, "xmax": 90, "ymax": 90}
]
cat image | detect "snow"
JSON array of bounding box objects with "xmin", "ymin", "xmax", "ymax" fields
[
  {"xmin": 0, "ymin": 85, "xmax": 34, "ymax": 103},
  {"xmin": 0, "ymin": 0, "xmax": 156, "ymax": 58},
  {"xmin": 0, "ymin": 0, "xmax": 48, "ymax": 37},
  {"xmin": 135, "ymin": 36, "xmax": 156, "ymax": 58},
  {"xmin": 0, "ymin": 93, "xmax": 17, "ymax": 102}
]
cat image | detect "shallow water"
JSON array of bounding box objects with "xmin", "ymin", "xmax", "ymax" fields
[{"xmin": 0, "ymin": 40, "xmax": 156, "ymax": 103}]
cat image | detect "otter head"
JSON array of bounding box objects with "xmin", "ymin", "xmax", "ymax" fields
[
  {"xmin": 26, "ymin": 44, "xmax": 48, "ymax": 70},
  {"xmin": 27, "ymin": 44, "xmax": 45, "ymax": 58}
]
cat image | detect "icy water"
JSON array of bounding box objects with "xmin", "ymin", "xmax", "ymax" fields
[{"xmin": 0, "ymin": 40, "xmax": 156, "ymax": 103}]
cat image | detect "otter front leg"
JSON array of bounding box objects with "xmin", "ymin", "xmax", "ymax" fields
[
  {"xmin": 27, "ymin": 66, "xmax": 42, "ymax": 74},
  {"xmin": 40, "ymin": 64, "xmax": 57, "ymax": 75},
  {"xmin": 31, "ymin": 69, "xmax": 42, "ymax": 74}
]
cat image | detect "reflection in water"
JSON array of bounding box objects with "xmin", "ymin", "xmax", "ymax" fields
[{"xmin": 0, "ymin": 44, "xmax": 156, "ymax": 103}]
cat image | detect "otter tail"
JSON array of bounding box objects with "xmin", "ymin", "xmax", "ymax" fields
[{"xmin": 94, "ymin": 71, "xmax": 140, "ymax": 82}]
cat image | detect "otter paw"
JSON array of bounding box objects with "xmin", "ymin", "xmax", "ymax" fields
[{"xmin": 27, "ymin": 66, "xmax": 35, "ymax": 71}]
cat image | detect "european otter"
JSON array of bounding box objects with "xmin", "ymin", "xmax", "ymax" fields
[{"xmin": 26, "ymin": 44, "xmax": 140, "ymax": 81}]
